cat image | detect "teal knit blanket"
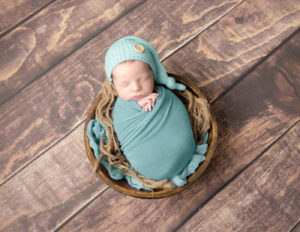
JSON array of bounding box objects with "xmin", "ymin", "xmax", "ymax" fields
[{"xmin": 87, "ymin": 85, "xmax": 208, "ymax": 190}]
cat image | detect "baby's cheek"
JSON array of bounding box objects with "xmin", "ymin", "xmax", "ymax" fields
[{"xmin": 118, "ymin": 89, "xmax": 131, "ymax": 101}]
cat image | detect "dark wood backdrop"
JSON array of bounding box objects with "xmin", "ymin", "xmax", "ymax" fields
[{"xmin": 0, "ymin": 0, "xmax": 299, "ymax": 231}]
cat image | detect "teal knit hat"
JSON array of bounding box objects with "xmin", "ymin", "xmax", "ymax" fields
[{"xmin": 105, "ymin": 36, "xmax": 186, "ymax": 91}]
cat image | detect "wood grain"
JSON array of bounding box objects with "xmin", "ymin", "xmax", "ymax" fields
[
  {"xmin": 211, "ymin": 30, "xmax": 300, "ymax": 184},
  {"xmin": 0, "ymin": 0, "xmax": 242, "ymax": 183},
  {"xmin": 0, "ymin": 124, "xmax": 107, "ymax": 232},
  {"xmin": 60, "ymin": 168, "xmax": 224, "ymax": 232},
  {"xmin": 1, "ymin": 1, "xmax": 299, "ymax": 230},
  {"xmin": 0, "ymin": 0, "xmax": 54, "ymax": 36},
  {"xmin": 163, "ymin": 0, "xmax": 300, "ymax": 102},
  {"xmin": 57, "ymin": 22, "xmax": 300, "ymax": 232},
  {"xmin": 0, "ymin": 0, "xmax": 145, "ymax": 105},
  {"xmin": 179, "ymin": 122, "xmax": 300, "ymax": 232}
]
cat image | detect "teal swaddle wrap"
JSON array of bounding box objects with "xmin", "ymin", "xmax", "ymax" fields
[
  {"xmin": 113, "ymin": 85, "xmax": 198, "ymax": 181},
  {"xmin": 87, "ymin": 85, "xmax": 208, "ymax": 190}
]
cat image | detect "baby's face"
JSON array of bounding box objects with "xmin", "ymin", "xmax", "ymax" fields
[{"xmin": 112, "ymin": 60, "xmax": 154, "ymax": 101}]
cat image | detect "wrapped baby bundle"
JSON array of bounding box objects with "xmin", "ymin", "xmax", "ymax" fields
[{"xmin": 87, "ymin": 36, "xmax": 211, "ymax": 190}]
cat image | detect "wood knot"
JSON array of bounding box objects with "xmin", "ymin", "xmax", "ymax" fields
[{"xmin": 235, "ymin": 17, "xmax": 244, "ymax": 24}]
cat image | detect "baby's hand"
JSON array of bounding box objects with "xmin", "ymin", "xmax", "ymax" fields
[{"xmin": 137, "ymin": 93, "xmax": 159, "ymax": 111}]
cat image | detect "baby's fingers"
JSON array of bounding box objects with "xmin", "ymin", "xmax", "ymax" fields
[
  {"xmin": 144, "ymin": 104, "xmax": 151, "ymax": 111},
  {"xmin": 151, "ymin": 98, "xmax": 155, "ymax": 107},
  {"xmin": 146, "ymin": 93, "xmax": 159, "ymax": 100}
]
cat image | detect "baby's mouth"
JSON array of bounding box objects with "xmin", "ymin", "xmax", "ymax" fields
[{"xmin": 132, "ymin": 95, "xmax": 144, "ymax": 101}]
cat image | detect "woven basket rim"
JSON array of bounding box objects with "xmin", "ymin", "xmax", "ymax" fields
[{"xmin": 84, "ymin": 73, "xmax": 218, "ymax": 198}]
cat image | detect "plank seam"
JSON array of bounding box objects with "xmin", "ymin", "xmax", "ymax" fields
[
  {"xmin": 0, "ymin": 0, "xmax": 57, "ymax": 39},
  {"xmin": 161, "ymin": 0, "xmax": 246, "ymax": 62},
  {"xmin": 211, "ymin": 27, "xmax": 300, "ymax": 104},
  {"xmin": 174, "ymin": 118, "xmax": 300, "ymax": 231},
  {"xmin": 289, "ymin": 220, "xmax": 300, "ymax": 232},
  {"xmin": 0, "ymin": 118, "xmax": 85, "ymax": 187},
  {"xmin": 0, "ymin": 0, "xmax": 147, "ymax": 107},
  {"xmin": 52, "ymin": 187, "xmax": 110, "ymax": 232}
]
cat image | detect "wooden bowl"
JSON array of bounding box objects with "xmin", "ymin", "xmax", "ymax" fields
[{"xmin": 84, "ymin": 73, "xmax": 218, "ymax": 198}]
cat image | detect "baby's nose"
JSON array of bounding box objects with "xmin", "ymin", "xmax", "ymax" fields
[{"xmin": 132, "ymin": 81, "xmax": 141, "ymax": 91}]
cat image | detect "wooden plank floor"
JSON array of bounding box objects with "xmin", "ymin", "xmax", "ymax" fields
[{"xmin": 0, "ymin": 0, "xmax": 299, "ymax": 231}]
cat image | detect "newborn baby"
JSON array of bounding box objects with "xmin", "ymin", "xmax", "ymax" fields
[{"xmin": 87, "ymin": 36, "xmax": 208, "ymax": 190}]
